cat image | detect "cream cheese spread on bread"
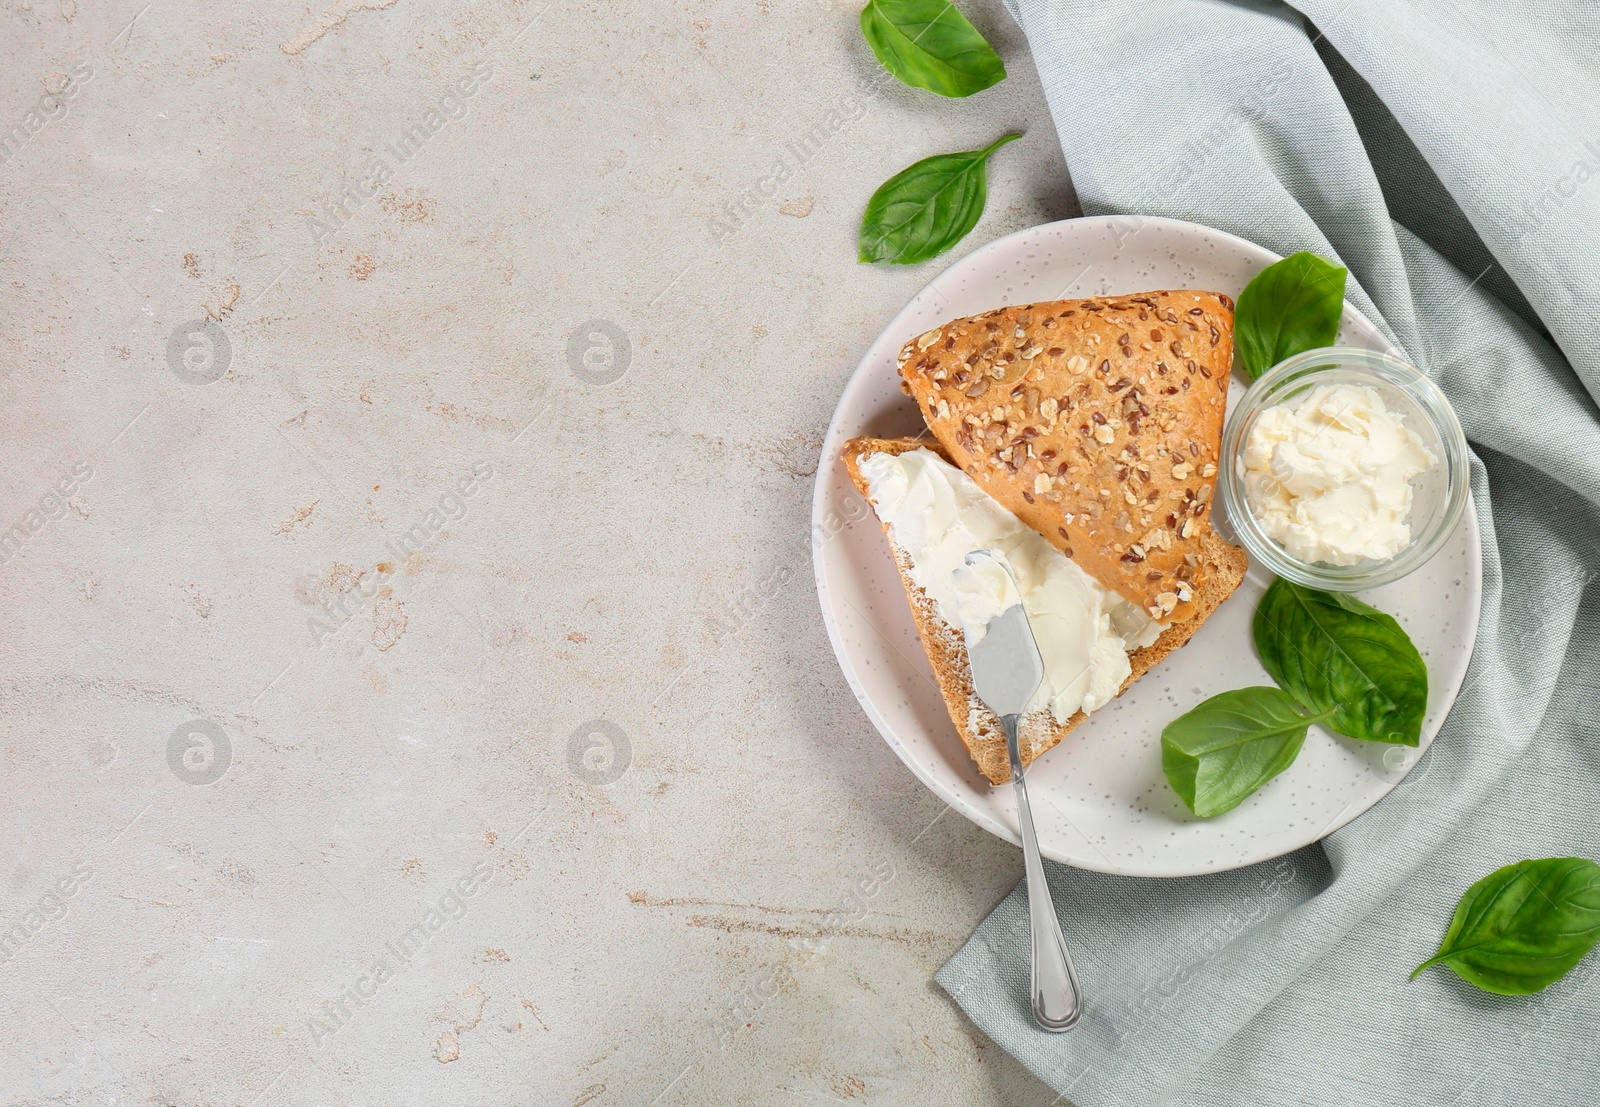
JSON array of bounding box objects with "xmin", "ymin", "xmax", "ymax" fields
[
  {"xmin": 858, "ymin": 447, "xmax": 1161, "ymax": 723},
  {"xmin": 1243, "ymin": 383, "xmax": 1435, "ymax": 566}
]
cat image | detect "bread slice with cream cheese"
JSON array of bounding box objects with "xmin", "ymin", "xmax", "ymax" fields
[{"xmin": 844, "ymin": 435, "xmax": 1246, "ymax": 786}]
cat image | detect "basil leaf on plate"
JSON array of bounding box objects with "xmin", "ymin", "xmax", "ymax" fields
[
  {"xmin": 1413, "ymin": 858, "xmax": 1600, "ymax": 994},
  {"xmin": 1161, "ymin": 687, "xmax": 1331, "ymax": 818},
  {"xmin": 1234, "ymin": 251, "xmax": 1347, "ymax": 379},
  {"xmin": 859, "ymin": 0, "xmax": 1006, "ymax": 98},
  {"xmin": 859, "ymin": 133, "xmax": 1019, "ymax": 265},
  {"xmin": 1253, "ymin": 579, "xmax": 1428, "ymax": 746}
]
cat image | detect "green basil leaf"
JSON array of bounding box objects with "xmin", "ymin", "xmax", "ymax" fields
[
  {"xmin": 859, "ymin": 0, "xmax": 1006, "ymax": 98},
  {"xmin": 1413, "ymin": 858, "xmax": 1600, "ymax": 995},
  {"xmin": 859, "ymin": 133, "xmax": 1019, "ymax": 265},
  {"xmin": 1253, "ymin": 579, "xmax": 1428, "ymax": 746},
  {"xmin": 1161, "ymin": 687, "xmax": 1330, "ymax": 819},
  {"xmin": 1233, "ymin": 251, "xmax": 1348, "ymax": 379}
]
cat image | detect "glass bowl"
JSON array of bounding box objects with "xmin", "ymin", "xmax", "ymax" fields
[{"xmin": 1218, "ymin": 346, "xmax": 1470, "ymax": 591}]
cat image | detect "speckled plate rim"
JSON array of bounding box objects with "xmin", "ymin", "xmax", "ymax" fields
[{"xmin": 812, "ymin": 214, "xmax": 1483, "ymax": 877}]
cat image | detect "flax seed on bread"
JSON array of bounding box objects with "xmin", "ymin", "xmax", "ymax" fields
[
  {"xmin": 896, "ymin": 291, "xmax": 1236, "ymax": 623},
  {"xmin": 843, "ymin": 435, "xmax": 1248, "ymax": 786}
]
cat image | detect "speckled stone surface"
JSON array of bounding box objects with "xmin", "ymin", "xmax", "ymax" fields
[{"xmin": 0, "ymin": 1, "xmax": 1078, "ymax": 1103}]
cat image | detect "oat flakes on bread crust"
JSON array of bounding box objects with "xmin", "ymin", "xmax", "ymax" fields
[
  {"xmin": 896, "ymin": 291, "xmax": 1236, "ymax": 623},
  {"xmin": 842, "ymin": 435, "xmax": 1247, "ymax": 786}
]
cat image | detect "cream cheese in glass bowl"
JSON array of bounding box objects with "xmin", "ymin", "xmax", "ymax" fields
[{"xmin": 1219, "ymin": 347, "xmax": 1469, "ymax": 591}]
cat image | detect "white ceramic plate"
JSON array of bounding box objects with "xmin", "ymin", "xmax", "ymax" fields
[{"xmin": 813, "ymin": 216, "xmax": 1481, "ymax": 877}]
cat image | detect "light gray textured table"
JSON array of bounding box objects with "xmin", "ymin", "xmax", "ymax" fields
[{"xmin": 1, "ymin": 1, "xmax": 1078, "ymax": 1101}]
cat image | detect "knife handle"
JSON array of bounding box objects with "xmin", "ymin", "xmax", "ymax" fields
[{"xmin": 1004, "ymin": 712, "xmax": 1083, "ymax": 1032}]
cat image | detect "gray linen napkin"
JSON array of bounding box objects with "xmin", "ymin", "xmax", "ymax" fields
[{"xmin": 937, "ymin": 2, "xmax": 1600, "ymax": 1103}]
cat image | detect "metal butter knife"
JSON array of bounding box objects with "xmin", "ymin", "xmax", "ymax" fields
[{"xmin": 961, "ymin": 549, "xmax": 1084, "ymax": 1032}]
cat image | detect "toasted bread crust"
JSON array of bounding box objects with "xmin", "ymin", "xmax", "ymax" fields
[
  {"xmin": 843, "ymin": 436, "xmax": 1248, "ymax": 786},
  {"xmin": 896, "ymin": 292, "xmax": 1234, "ymax": 623}
]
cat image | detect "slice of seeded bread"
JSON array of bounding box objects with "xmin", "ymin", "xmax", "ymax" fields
[
  {"xmin": 843, "ymin": 435, "xmax": 1248, "ymax": 786},
  {"xmin": 896, "ymin": 292, "xmax": 1236, "ymax": 624}
]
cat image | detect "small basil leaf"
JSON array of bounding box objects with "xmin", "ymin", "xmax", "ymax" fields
[
  {"xmin": 859, "ymin": 133, "xmax": 1019, "ymax": 265},
  {"xmin": 859, "ymin": 0, "xmax": 1006, "ymax": 98},
  {"xmin": 1161, "ymin": 687, "xmax": 1330, "ymax": 819},
  {"xmin": 1253, "ymin": 579, "xmax": 1428, "ymax": 746},
  {"xmin": 1413, "ymin": 858, "xmax": 1600, "ymax": 995},
  {"xmin": 1234, "ymin": 251, "xmax": 1347, "ymax": 379}
]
